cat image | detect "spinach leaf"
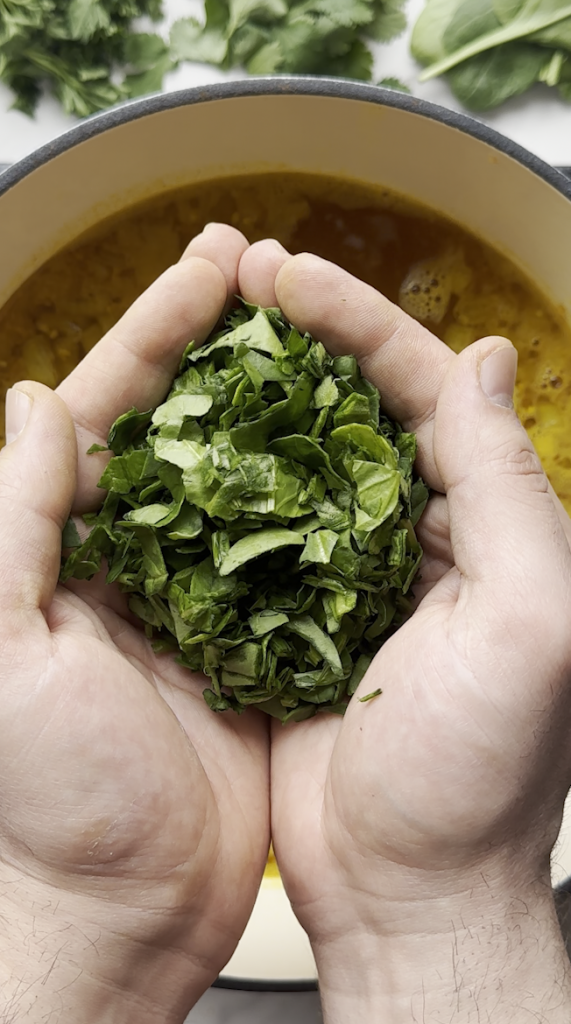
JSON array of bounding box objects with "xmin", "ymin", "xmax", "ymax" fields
[
  {"xmin": 412, "ymin": 0, "xmax": 571, "ymax": 110},
  {"xmin": 447, "ymin": 41, "xmax": 548, "ymax": 108},
  {"xmin": 421, "ymin": 1, "xmax": 571, "ymax": 78},
  {"xmin": 61, "ymin": 301, "xmax": 427, "ymax": 722},
  {"xmin": 219, "ymin": 528, "xmax": 306, "ymax": 576},
  {"xmin": 443, "ymin": 0, "xmax": 501, "ymax": 52}
]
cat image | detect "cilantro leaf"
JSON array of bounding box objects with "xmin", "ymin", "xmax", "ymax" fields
[
  {"xmin": 169, "ymin": 0, "xmax": 409, "ymax": 83},
  {"xmin": 67, "ymin": 0, "xmax": 112, "ymax": 42},
  {"xmin": 378, "ymin": 75, "xmax": 411, "ymax": 92},
  {"xmin": 169, "ymin": 17, "xmax": 228, "ymax": 66},
  {"xmin": 0, "ymin": 0, "xmax": 167, "ymax": 116}
]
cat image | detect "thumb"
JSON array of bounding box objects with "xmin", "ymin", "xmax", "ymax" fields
[
  {"xmin": 0, "ymin": 382, "xmax": 77, "ymax": 614},
  {"xmin": 433, "ymin": 338, "xmax": 571, "ymax": 596}
]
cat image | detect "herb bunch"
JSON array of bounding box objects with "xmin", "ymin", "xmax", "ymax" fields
[
  {"xmin": 61, "ymin": 303, "xmax": 428, "ymax": 723},
  {"xmin": 0, "ymin": 0, "xmax": 172, "ymax": 116},
  {"xmin": 0, "ymin": 0, "xmax": 409, "ymax": 118},
  {"xmin": 412, "ymin": 0, "xmax": 571, "ymax": 111},
  {"xmin": 170, "ymin": 0, "xmax": 408, "ymax": 81}
]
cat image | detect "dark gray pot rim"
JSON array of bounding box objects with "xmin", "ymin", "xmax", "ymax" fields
[
  {"xmin": 213, "ymin": 975, "xmax": 317, "ymax": 993},
  {"xmin": 1, "ymin": 76, "xmax": 571, "ymax": 201}
]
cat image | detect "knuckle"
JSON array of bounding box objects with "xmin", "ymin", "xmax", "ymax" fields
[
  {"xmin": 490, "ymin": 439, "xmax": 548, "ymax": 492},
  {"xmin": 0, "ymin": 465, "xmax": 24, "ymax": 506}
]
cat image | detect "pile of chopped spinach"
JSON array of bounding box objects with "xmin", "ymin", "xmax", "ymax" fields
[
  {"xmin": 61, "ymin": 303, "xmax": 428, "ymax": 722},
  {"xmin": 412, "ymin": 0, "xmax": 571, "ymax": 111}
]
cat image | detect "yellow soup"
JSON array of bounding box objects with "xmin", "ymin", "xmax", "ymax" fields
[{"xmin": 1, "ymin": 172, "xmax": 569, "ymax": 510}]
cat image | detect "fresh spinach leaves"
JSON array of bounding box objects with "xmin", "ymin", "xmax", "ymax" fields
[
  {"xmin": 61, "ymin": 302, "xmax": 428, "ymax": 722},
  {"xmin": 412, "ymin": 0, "xmax": 571, "ymax": 110}
]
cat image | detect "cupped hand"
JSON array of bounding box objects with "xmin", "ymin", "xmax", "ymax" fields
[
  {"xmin": 238, "ymin": 241, "xmax": 571, "ymax": 1019},
  {"xmin": 0, "ymin": 226, "xmax": 269, "ymax": 1024}
]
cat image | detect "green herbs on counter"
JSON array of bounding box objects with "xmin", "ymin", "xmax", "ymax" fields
[
  {"xmin": 0, "ymin": 0, "xmax": 409, "ymax": 117},
  {"xmin": 0, "ymin": 0, "xmax": 172, "ymax": 117},
  {"xmin": 3, "ymin": 0, "xmax": 571, "ymax": 119},
  {"xmin": 412, "ymin": 0, "xmax": 571, "ymax": 110},
  {"xmin": 170, "ymin": 0, "xmax": 408, "ymax": 81}
]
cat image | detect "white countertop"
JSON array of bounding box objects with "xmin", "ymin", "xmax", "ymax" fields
[{"xmin": 1, "ymin": 0, "xmax": 571, "ymax": 169}]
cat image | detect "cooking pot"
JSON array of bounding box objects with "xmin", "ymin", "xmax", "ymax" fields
[
  {"xmin": 1, "ymin": 77, "xmax": 571, "ymax": 988},
  {"xmin": 2, "ymin": 78, "xmax": 571, "ymax": 312}
]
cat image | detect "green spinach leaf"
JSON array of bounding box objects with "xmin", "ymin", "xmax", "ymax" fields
[{"xmin": 412, "ymin": 0, "xmax": 571, "ymax": 110}]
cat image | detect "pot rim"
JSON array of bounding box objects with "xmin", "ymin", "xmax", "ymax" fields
[{"xmin": 1, "ymin": 76, "xmax": 571, "ymax": 202}]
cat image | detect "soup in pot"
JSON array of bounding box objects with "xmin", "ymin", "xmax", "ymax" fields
[{"xmin": 0, "ymin": 170, "xmax": 569, "ymax": 512}]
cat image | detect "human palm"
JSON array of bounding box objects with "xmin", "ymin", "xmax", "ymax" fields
[
  {"xmin": 0, "ymin": 227, "xmax": 269, "ymax": 1016},
  {"xmin": 3, "ymin": 580, "xmax": 268, "ymax": 934},
  {"xmin": 237, "ymin": 242, "xmax": 571, "ymax": 943},
  {"xmin": 4, "ymin": 223, "xmax": 571, "ymax": 1022}
]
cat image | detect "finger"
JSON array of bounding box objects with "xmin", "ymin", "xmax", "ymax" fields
[
  {"xmin": 274, "ymin": 253, "xmax": 454, "ymax": 490},
  {"xmin": 270, "ymin": 253, "xmax": 571, "ymax": 548},
  {"xmin": 270, "ymin": 713, "xmax": 341, "ymax": 897},
  {"xmin": 0, "ymin": 383, "xmax": 77, "ymax": 614},
  {"xmin": 242, "ymin": 249, "xmax": 571, "ymax": 546},
  {"xmin": 57, "ymin": 258, "xmax": 227, "ymax": 511},
  {"xmin": 548, "ymin": 481, "xmax": 571, "ymax": 550},
  {"xmin": 434, "ymin": 337, "xmax": 571, "ymax": 597},
  {"xmin": 413, "ymin": 495, "xmax": 454, "ymax": 602},
  {"xmin": 64, "ymin": 574, "xmax": 140, "ymax": 628},
  {"xmin": 238, "ymin": 239, "xmax": 291, "ymax": 307},
  {"xmin": 181, "ymin": 223, "xmax": 249, "ymax": 301}
]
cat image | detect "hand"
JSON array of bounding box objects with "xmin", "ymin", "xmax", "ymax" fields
[
  {"xmin": 0, "ymin": 226, "xmax": 269, "ymax": 1024},
  {"xmin": 238, "ymin": 241, "xmax": 571, "ymax": 1022}
]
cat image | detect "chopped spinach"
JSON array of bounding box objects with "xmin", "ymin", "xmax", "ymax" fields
[{"xmin": 61, "ymin": 302, "xmax": 428, "ymax": 722}]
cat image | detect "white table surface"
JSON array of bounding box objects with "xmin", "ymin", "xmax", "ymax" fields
[
  {"xmin": 1, "ymin": 0, "xmax": 571, "ymax": 168},
  {"xmin": 1, "ymin": 3, "xmax": 570, "ymax": 1020}
]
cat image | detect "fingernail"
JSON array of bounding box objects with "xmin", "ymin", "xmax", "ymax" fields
[
  {"xmin": 202, "ymin": 222, "xmax": 218, "ymax": 233},
  {"xmin": 480, "ymin": 347, "xmax": 518, "ymax": 408},
  {"xmin": 5, "ymin": 387, "xmax": 32, "ymax": 444}
]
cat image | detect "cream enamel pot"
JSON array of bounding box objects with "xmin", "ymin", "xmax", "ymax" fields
[{"xmin": 1, "ymin": 78, "xmax": 571, "ymax": 989}]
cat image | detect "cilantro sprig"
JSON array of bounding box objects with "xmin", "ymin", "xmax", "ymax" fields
[
  {"xmin": 0, "ymin": 0, "xmax": 409, "ymax": 117},
  {"xmin": 170, "ymin": 0, "xmax": 408, "ymax": 81},
  {"xmin": 0, "ymin": 0, "xmax": 171, "ymax": 117},
  {"xmin": 61, "ymin": 302, "xmax": 428, "ymax": 724}
]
